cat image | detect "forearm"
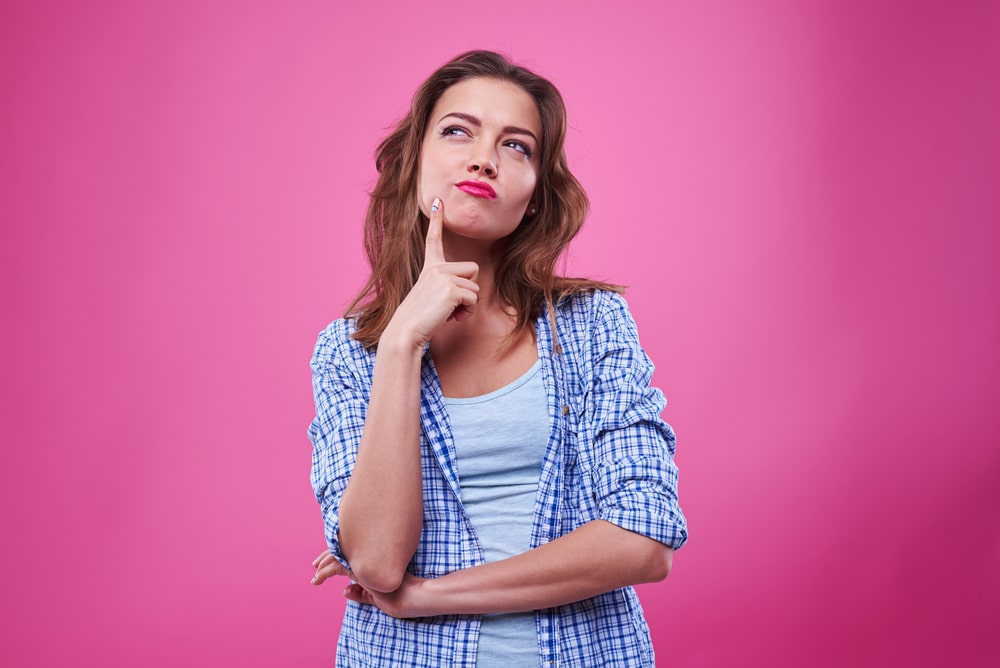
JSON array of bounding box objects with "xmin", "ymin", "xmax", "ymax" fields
[
  {"xmin": 337, "ymin": 328, "xmax": 424, "ymax": 592},
  {"xmin": 335, "ymin": 198, "xmax": 481, "ymax": 592},
  {"xmin": 417, "ymin": 520, "xmax": 673, "ymax": 616}
]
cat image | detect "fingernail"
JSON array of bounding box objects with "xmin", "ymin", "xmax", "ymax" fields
[{"xmin": 431, "ymin": 198, "xmax": 440, "ymax": 211}]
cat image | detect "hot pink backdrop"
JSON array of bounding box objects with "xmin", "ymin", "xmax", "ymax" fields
[{"xmin": 2, "ymin": 0, "xmax": 997, "ymax": 665}]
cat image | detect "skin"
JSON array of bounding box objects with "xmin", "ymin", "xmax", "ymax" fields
[
  {"xmin": 417, "ymin": 77, "xmax": 539, "ymax": 255},
  {"xmin": 311, "ymin": 77, "xmax": 674, "ymax": 616}
]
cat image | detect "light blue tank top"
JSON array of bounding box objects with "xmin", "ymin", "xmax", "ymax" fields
[{"xmin": 444, "ymin": 359, "xmax": 549, "ymax": 667}]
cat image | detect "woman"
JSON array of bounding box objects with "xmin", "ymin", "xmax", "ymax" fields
[{"xmin": 309, "ymin": 50, "xmax": 687, "ymax": 666}]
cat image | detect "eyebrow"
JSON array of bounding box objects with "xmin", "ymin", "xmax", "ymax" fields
[{"xmin": 438, "ymin": 112, "xmax": 539, "ymax": 144}]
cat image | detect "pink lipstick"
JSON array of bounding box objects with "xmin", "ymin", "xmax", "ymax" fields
[{"xmin": 455, "ymin": 180, "xmax": 497, "ymax": 200}]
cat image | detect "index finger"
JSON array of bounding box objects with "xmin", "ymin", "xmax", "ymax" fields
[{"xmin": 424, "ymin": 197, "xmax": 445, "ymax": 265}]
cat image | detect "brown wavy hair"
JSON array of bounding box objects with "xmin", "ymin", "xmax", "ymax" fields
[{"xmin": 346, "ymin": 50, "xmax": 622, "ymax": 350}]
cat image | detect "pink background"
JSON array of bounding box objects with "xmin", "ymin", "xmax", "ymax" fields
[{"xmin": 2, "ymin": 1, "xmax": 998, "ymax": 665}]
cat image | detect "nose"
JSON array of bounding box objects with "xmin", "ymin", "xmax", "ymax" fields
[{"xmin": 468, "ymin": 153, "xmax": 497, "ymax": 178}]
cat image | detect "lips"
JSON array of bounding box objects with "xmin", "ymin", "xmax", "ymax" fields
[{"xmin": 455, "ymin": 180, "xmax": 497, "ymax": 200}]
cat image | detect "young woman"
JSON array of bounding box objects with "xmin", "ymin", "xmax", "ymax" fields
[{"xmin": 309, "ymin": 50, "xmax": 687, "ymax": 666}]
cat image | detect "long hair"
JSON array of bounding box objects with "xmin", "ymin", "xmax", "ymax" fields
[{"xmin": 346, "ymin": 50, "xmax": 622, "ymax": 350}]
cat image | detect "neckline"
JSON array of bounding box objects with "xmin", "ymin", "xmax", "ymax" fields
[{"xmin": 442, "ymin": 359, "xmax": 541, "ymax": 405}]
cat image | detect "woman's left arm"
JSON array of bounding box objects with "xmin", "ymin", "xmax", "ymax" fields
[{"xmin": 325, "ymin": 519, "xmax": 671, "ymax": 618}]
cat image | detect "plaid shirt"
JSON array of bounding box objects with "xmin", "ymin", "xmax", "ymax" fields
[{"xmin": 310, "ymin": 290, "xmax": 688, "ymax": 667}]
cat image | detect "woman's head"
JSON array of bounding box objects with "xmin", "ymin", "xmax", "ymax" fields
[
  {"xmin": 418, "ymin": 75, "xmax": 542, "ymax": 246},
  {"xmin": 349, "ymin": 50, "xmax": 617, "ymax": 347},
  {"xmin": 379, "ymin": 50, "xmax": 577, "ymax": 215}
]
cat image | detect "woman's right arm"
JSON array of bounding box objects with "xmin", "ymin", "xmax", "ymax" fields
[
  {"xmin": 333, "ymin": 330, "xmax": 424, "ymax": 593},
  {"xmin": 331, "ymin": 199, "xmax": 478, "ymax": 593}
]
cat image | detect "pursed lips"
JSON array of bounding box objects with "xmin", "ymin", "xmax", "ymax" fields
[{"xmin": 455, "ymin": 181, "xmax": 497, "ymax": 200}]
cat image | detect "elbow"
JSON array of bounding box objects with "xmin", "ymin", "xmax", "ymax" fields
[
  {"xmin": 338, "ymin": 528, "xmax": 414, "ymax": 593},
  {"xmin": 347, "ymin": 558, "xmax": 407, "ymax": 594},
  {"xmin": 605, "ymin": 521, "xmax": 676, "ymax": 584},
  {"xmin": 641, "ymin": 543, "xmax": 674, "ymax": 583}
]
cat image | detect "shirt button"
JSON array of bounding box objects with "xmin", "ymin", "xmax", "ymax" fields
[{"xmin": 562, "ymin": 404, "xmax": 569, "ymax": 415}]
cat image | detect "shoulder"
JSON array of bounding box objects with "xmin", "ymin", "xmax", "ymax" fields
[
  {"xmin": 552, "ymin": 289, "xmax": 634, "ymax": 341},
  {"xmin": 311, "ymin": 317, "xmax": 374, "ymax": 374},
  {"xmin": 315, "ymin": 317, "xmax": 357, "ymax": 345}
]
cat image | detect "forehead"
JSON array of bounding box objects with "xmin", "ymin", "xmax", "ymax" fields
[{"xmin": 429, "ymin": 77, "xmax": 542, "ymax": 136}]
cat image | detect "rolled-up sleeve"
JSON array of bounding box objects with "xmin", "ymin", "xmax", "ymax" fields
[
  {"xmin": 308, "ymin": 320, "xmax": 371, "ymax": 568},
  {"xmin": 587, "ymin": 294, "xmax": 688, "ymax": 549}
]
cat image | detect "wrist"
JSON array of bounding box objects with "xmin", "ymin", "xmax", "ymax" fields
[
  {"xmin": 378, "ymin": 323, "xmax": 426, "ymax": 358},
  {"xmin": 412, "ymin": 575, "xmax": 444, "ymax": 618}
]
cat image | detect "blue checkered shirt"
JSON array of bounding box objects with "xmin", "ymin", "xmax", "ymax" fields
[{"xmin": 309, "ymin": 290, "xmax": 688, "ymax": 666}]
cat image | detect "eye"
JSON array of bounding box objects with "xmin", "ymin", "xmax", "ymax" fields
[
  {"xmin": 503, "ymin": 140, "xmax": 533, "ymax": 158},
  {"xmin": 441, "ymin": 125, "xmax": 470, "ymax": 138}
]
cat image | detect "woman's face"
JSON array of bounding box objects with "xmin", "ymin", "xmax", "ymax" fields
[{"xmin": 418, "ymin": 77, "xmax": 541, "ymax": 247}]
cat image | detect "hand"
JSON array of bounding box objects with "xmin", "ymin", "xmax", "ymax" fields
[
  {"xmin": 343, "ymin": 571, "xmax": 435, "ymax": 619},
  {"xmin": 311, "ymin": 549, "xmax": 353, "ymax": 585},
  {"xmin": 313, "ymin": 547, "xmax": 430, "ymax": 618},
  {"xmin": 384, "ymin": 198, "xmax": 480, "ymax": 348}
]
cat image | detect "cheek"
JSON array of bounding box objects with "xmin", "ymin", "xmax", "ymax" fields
[
  {"xmin": 516, "ymin": 171, "xmax": 538, "ymax": 205},
  {"xmin": 418, "ymin": 152, "xmax": 445, "ymax": 196},
  {"xmin": 416, "ymin": 154, "xmax": 437, "ymax": 211}
]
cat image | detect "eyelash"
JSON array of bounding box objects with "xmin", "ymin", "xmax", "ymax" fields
[
  {"xmin": 504, "ymin": 140, "xmax": 533, "ymax": 158},
  {"xmin": 440, "ymin": 126, "xmax": 533, "ymax": 159}
]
